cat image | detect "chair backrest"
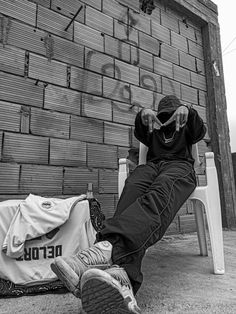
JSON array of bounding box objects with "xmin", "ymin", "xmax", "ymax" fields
[{"xmin": 138, "ymin": 142, "xmax": 200, "ymax": 168}]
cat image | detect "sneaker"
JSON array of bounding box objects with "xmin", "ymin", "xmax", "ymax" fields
[
  {"xmin": 50, "ymin": 241, "xmax": 112, "ymax": 298},
  {"xmin": 80, "ymin": 266, "xmax": 141, "ymax": 314}
]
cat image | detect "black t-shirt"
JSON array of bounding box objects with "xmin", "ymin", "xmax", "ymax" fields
[{"xmin": 134, "ymin": 108, "xmax": 206, "ymax": 164}]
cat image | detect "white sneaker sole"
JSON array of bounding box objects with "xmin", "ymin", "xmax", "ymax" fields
[
  {"xmin": 81, "ymin": 270, "xmax": 141, "ymax": 314},
  {"xmin": 50, "ymin": 258, "xmax": 81, "ymax": 298}
]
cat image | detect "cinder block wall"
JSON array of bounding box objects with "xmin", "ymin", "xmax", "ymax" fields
[{"xmin": 0, "ymin": 0, "xmax": 210, "ymax": 233}]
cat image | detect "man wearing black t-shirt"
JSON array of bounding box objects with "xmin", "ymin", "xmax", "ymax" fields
[{"xmin": 51, "ymin": 95, "xmax": 206, "ymax": 314}]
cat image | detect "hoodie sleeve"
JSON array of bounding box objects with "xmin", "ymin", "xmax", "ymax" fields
[
  {"xmin": 134, "ymin": 110, "xmax": 151, "ymax": 147},
  {"xmin": 186, "ymin": 107, "xmax": 206, "ymax": 144}
]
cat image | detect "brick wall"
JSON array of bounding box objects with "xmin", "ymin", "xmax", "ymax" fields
[{"xmin": 0, "ymin": 0, "xmax": 210, "ymax": 233}]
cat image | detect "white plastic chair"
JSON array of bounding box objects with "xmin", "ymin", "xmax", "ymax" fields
[{"xmin": 118, "ymin": 142, "xmax": 225, "ymax": 275}]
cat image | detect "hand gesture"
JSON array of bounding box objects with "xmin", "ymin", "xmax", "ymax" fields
[
  {"xmin": 141, "ymin": 109, "xmax": 162, "ymax": 133},
  {"xmin": 162, "ymin": 106, "xmax": 189, "ymax": 131}
]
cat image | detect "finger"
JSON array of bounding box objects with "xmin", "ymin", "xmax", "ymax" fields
[
  {"xmin": 176, "ymin": 113, "xmax": 180, "ymax": 131},
  {"xmin": 148, "ymin": 116, "xmax": 153, "ymax": 132}
]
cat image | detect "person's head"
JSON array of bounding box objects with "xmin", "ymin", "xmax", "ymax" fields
[{"xmin": 157, "ymin": 95, "xmax": 181, "ymax": 123}]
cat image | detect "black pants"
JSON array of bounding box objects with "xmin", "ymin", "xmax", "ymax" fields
[{"xmin": 97, "ymin": 160, "xmax": 196, "ymax": 294}]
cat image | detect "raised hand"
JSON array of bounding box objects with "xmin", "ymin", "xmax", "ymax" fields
[
  {"xmin": 141, "ymin": 109, "xmax": 163, "ymax": 133},
  {"xmin": 162, "ymin": 106, "xmax": 189, "ymax": 131}
]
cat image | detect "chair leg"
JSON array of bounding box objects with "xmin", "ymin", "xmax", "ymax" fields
[
  {"xmin": 193, "ymin": 200, "xmax": 208, "ymax": 256},
  {"xmin": 204, "ymin": 194, "xmax": 225, "ymax": 274}
]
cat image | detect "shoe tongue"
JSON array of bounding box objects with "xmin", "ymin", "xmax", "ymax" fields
[{"xmin": 95, "ymin": 241, "xmax": 112, "ymax": 263}]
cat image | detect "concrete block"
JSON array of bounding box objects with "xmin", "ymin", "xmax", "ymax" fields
[
  {"xmin": 131, "ymin": 47, "xmax": 153, "ymax": 71},
  {"xmin": 96, "ymin": 194, "xmax": 116, "ymax": 218},
  {"xmin": 113, "ymin": 101, "xmax": 136, "ymax": 126},
  {"xmin": 188, "ymin": 40, "xmax": 204, "ymax": 60},
  {"xmin": 0, "ymin": 101, "xmax": 21, "ymax": 132},
  {"xmin": 81, "ymin": 94, "xmax": 112, "ymax": 121},
  {"xmin": 103, "ymin": 76, "xmax": 131, "ymax": 103},
  {"xmin": 0, "ymin": 163, "xmax": 20, "ymax": 194},
  {"xmin": 7, "ymin": 20, "xmax": 45, "ymax": 55},
  {"xmin": 20, "ymin": 164, "xmax": 63, "ymax": 195},
  {"xmin": 114, "ymin": 20, "xmax": 138, "ymax": 43},
  {"xmin": 105, "ymin": 36, "xmax": 130, "ymax": 63},
  {"xmin": 179, "ymin": 21, "xmax": 196, "ymax": 42},
  {"xmin": 179, "ymin": 214, "xmax": 197, "ymax": 233},
  {"xmin": 154, "ymin": 57, "xmax": 173, "ymax": 78},
  {"xmin": 131, "ymin": 85, "xmax": 154, "ymax": 109},
  {"xmin": 70, "ymin": 66, "xmax": 102, "ymax": 95},
  {"xmin": 117, "ymin": 0, "xmax": 139, "ymax": 12},
  {"xmin": 81, "ymin": 0, "xmax": 101, "ymax": 10},
  {"xmin": 0, "ymin": 0, "xmax": 36, "ymax": 26},
  {"xmin": 139, "ymin": 32, "xmax": 160, "ymax": 56},
  {"xmin": 99, "ymin": 169, "xmax": 118, "ymax": 193},
  {"xmin": 195, "ymin": 30, "xmax": 203, "ymax": 45},
  {"xmin": 53, "ymin": 36, "xmax": 84, "ymax": 67},
  {"xmin": 70, "ymin": 115, "xmax": 103, "ymax": 143},
  {"xmin": 181, "ymin": 85, "xmax": 198, "ymax": 104},
  {"xmin": 44, "ymin": 84, "xmax": 81, "ymax": 115},
  {"xmin": 104, "ymin": 122, "xmax": 130, "ymax": 147},
  {"xmin": 131, "ymin": 11, "xmax": 151, "ymax": 35},
  {"xmin": 37, "ymin": 6, "xmax": 72, "ymax": 40},
  {"xmin": 29, "ymin": 53, "xmax": 67, "ymax": 87},
  {"xmin": 197, "ymin": 174, "xmax": 207, "ymax": 186},
  {"xmin": 30, "ymin": 108, "xmax": 70, "ymax": 138},
  {"xmin": 0, "ymin": 72, "xmax": 43, "ymax": 107},
  {"xmin": 51, "ymin": 0, "xmax": 84, "ymax": 23},
  {"xmin": 86, "ymin": 6, "xmax": 113, "ymax": 36},
  {"xmin": 171, "ymin": 31, "xmax": 188, "ymax": 53},
  {"xmin": 196, "ymin": 58, "xmax": 205, "ymax": 75},
  {"xmin": 179, "ymin": 51, "xmax": 196, "ymax": 71},
  {"xmin": 3, "ymin": 133, "xmax": 49, "ymax": 164},
  {"xmin": 74, "ymin": 22, "xmax": 104, "ymax": 52},
  {"xmin": 85, "ymin": 48, "xmax": 114, "ymax": 77},
  {"xmin": 161, "ymin": 10, "xmax": 179, "ymax": 33},
  {"xmin": 162, "ymin": 77, "xmax": 181, "ymax": 98},
  {"xmin": 115, "ymin": 59, "xmax": 139, "ymax": 85},
  {"xmin": 152, "ymin": 21, "xmax": 171, "ymax": 45},
  {"xmin": 199, "ymin": 90, "xmax": 207, "ymax": 107},
  {"xmin": 0, "ymin": 132, "xmax": 2, "ymax": 159},
  {"xmin": 64, "ymin": 167, "xmax": 98, "ymax": 195},
  {"xmin": 140, "ymin": 68, "xmax": 162, "ymax": 93},
  {"xmin": 50, "ymin": 138, "xmax": 86, "ymax": 166},
  {"xmin": 28, "ymin": 0, "xmax": 50, "ymax": 7},
  {"xmin": 160, "ymin": 43, "xmax": 179, "ymax": 65},
  {"xmin": 173, "ymin": 65, "xmax": 191, "ymax": 85},
  {"xmin": 191, "ymin": 72, "xmax": 207, "ymax": 91},
  {"xmin": 0, "ymin": 45, "xmax": 25, "ymax": 76},
  {"xmin": 103, "ymin": 0, "xmax": 128, "ymax": 21},
  {"xmin": 166, "ymin": 218, "xmax": 180, "ymax": 235},
  {"xmin": 20, "ymin": 106, "xmax": 30, "ymax": 134},
  {"xmin": 117, "ymin": 146, "xmax": 129, "ymax": 159},
  {"xmin": 87, "ymin": 143, "xmax": 117, "ymax": 169}
]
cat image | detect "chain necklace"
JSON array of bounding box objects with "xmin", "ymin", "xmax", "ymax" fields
[{"xmin": 162, "ymin": 130, "xmax": 176, "ymax": 144}]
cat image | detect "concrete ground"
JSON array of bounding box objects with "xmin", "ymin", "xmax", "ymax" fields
[{"xmin": 0, "ymin": 230, "xmax": 236, "ymax": 314}]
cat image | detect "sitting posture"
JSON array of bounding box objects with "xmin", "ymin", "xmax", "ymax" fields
[{"xmin": 51, "ymin": 95, "xmax": 206, "ymax": 314}]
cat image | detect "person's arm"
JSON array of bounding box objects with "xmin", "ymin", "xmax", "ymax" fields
[
  {"xmin": 186, "ymin": 107, "xmax": 206, "ymax": 144},
  {"xmin": 134, "ymin": 109, "xmax": 162, "ymax": 146},
  {"xmin": 134, "ymin": 110, "xmax": 150, "ymax": 146}
]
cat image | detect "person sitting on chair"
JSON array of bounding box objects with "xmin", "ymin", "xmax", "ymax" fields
[{"xmin": 50, "ymin": 95, "xmax": 206, "ymax": 314}]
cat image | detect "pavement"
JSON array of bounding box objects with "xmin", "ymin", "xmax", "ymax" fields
[{"xmin": 0, "ymin": 230, "xmax": 236, "ymax": 314}]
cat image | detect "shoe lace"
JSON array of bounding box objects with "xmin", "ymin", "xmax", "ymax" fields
[
  {"xmin": 78, "ymin": 246, "xmax": 109, "ymax": 266},
  {"xmin": 107, "ymin": 266, "xmax": 132, "ymax": 289}
]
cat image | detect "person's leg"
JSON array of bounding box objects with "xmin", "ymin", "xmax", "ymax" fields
[
  {"xmin": 50, "ymin": 163, "xmax": 157, "ymax": 298},
  {"xmin": 99, "ymin": 160, "xmax": 197, "ymax": 293}
]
